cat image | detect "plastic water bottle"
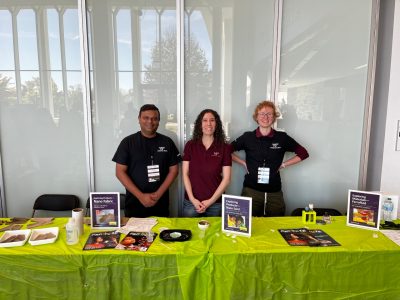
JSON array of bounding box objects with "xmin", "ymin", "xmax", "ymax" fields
[
  {"xmin": 383, "ymin": 198, "xmax": 394, "ymax": 222},
  {"xmin": 66, "ymin": 218, "xmax": 79, "ymax": 245}
]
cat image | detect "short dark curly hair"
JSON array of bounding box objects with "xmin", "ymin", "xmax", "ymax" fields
[{"xmin": 192, "ymin": 109, "xmax": 226, "ymax": 144}]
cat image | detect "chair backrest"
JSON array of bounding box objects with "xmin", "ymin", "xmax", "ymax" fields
[
  {"xmin": 291, "ymin": 208, "xmax": 342, "ymax": 216},
  {"xmin": 85, "ymin": 193, "xmax": 126, "ymax": 217},
  {"xmin": 32, "ymin": 194, "xmax": 80, "ymax": 217}
]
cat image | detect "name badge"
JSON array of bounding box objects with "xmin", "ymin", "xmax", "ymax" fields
[
  {"xmin": 257, "ymin": 167, "xmax": 270, "ymax": 184},
  {"xmin": 147, "ymin": 165, "xmax": 160, "ymax": 183}
]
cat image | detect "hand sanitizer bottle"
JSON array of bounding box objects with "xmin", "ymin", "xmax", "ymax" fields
[{"xmin": 66, "ymin": 218, "xmax": 79, "ymax": 245}]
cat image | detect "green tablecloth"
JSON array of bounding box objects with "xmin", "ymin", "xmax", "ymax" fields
[{"xmin": 0, "ymin": 217, "xmax": 399, "ymax": 300}]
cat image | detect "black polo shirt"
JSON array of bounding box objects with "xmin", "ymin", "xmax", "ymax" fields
[
  {"xmin": 231, "ymin": 128, "xmax": 308, "ymax": 193},
  {"xmin": 112, "ymin": 132, "xmax": 181, "ymax": 216}
]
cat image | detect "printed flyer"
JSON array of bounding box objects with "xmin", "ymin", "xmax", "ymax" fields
[
  {"xmin": 90, "ymin": 192, "xmax": 121, "ymax": 229},
  {"xmin": 347, "ymin": 190, "xmax": 381, "ymax": 230},
  {"xmin": 115, "ymin": 232, "xmax": 157, "ymax": 252},
  {"xmin": 222, "ymin": 194, "xmax": 252, "ymax": 237},
  {"xmin": 279, "ymin": 228, "xmax": 341, "ymax": 247},
  {"xmin": 83, "ymin": 231, "xmax": 121, "ymax": 250}
]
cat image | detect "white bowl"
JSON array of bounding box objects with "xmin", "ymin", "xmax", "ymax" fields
[
  {"xmin": 0, "ymin": 229, "xmax": 31, "ymax": 247},
  {"xmin": 29, "ymin": 227, "xmax": 59, "ymax": 245}
]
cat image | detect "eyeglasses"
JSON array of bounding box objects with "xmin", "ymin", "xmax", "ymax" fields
[{"xmin": 257, "ymin": 112, "xmax": 274, "ymax": 118}]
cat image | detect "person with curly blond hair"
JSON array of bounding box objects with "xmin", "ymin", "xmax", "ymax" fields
[{"xmin": 231, "ymin": 100, "xmax": 309, "ymax": 217}]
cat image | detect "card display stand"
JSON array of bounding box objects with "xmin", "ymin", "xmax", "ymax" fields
[{"xmin": 302, "ymin": 210, "xmax": 317, "ymax": 224}]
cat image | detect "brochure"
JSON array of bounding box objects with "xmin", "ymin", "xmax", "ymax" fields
[
  {"xmin": 90, "ymin": 192, "xmax": 121, "ymax": 230},
  {"xmin": 115, "ymin": 232, "xmax": 157, "ymax": 252},
  {"xmin": 222, "ymin": 194, "xmax": 252, "ymax": 237},
  {"xmin": 83, "ymin": 231, "xmax": 121, "ymax": 250},
  {"xmin": 279, "ymin": 228, "xmax": 340, "ymax": 247},
  {"xmin": 347, "ymin": 190, "xmax": 381, "ymax": 230}
]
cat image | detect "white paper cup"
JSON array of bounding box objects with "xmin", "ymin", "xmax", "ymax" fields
[{"xmin": 198, "ymin": 220, "xmax": 210, "ymax": 230}]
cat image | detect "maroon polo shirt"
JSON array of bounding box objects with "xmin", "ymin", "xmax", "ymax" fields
[{"xmin": 183, "ymin": 140, "xmax": 232, "ymax": 202}]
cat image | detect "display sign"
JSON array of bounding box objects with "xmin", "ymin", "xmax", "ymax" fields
[
  {"xmin": 222, "ymin": 194, "xmax": 252, "ymax": 237},
  {"xmin": 347, "ymin": 190, "xmax": 381, "ymax": 231},
  {"xmin": 90, "ymin": 192, "xmax": 121, "ymax": 230}
]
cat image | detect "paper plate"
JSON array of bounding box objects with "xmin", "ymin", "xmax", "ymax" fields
[
  {"xmin": 29, "ymin": 227, "xmax": 59, "ymax": 245},
  {"xmin": 0, "ymin": 229, "xmax": 31, "ymax": 247}
]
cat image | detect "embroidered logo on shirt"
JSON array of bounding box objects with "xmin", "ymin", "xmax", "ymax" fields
[
  {"xmin": 211, "ymin": 151, "xmax": 221, "ymax": 157},
  {"xmin": 157, "ymin": 146, "xmax": 168, "ymax": 152},
  {"xmin": 270, "ymin": 143, "xmax": 281, "ymax": 149}
]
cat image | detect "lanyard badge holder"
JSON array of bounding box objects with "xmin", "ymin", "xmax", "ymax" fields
[
  {"xmin": 147, "ymin": 155, "xmax": 160, "ymax": 183},
  {"xmin": 257, "ymin": 166, "xmax": 270, "ymax": 184}
]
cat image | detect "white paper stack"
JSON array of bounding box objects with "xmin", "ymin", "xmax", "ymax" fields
[{"xmin": 117, "ymin": 218, "xmax": 158, "ymax": 234}]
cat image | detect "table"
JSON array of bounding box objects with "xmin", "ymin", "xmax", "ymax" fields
[{"xmin": 0, "ymin": 217, "xmax": 399, "ymax": 300}]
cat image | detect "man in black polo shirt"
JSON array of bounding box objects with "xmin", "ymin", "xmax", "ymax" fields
[{"xmin": 112, "ymin": 104, "xmax": 181, "ymax": 217}]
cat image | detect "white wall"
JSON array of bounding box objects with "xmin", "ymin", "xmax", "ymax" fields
[{"xmin": 380, "ymin": 0, "xmax": 400, "ymax": 194}]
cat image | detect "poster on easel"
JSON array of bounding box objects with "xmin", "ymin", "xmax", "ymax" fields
[
  {"xmin": 90, "ymin": 192, "xmax": 121, "ymax": 230},
  {"xmin": 222, "ymin": 194, "xmax": 252, "ymax": 237},
  {"xmin": 347, "ymin": 190, "xmax": 381, "ymax": 231}
]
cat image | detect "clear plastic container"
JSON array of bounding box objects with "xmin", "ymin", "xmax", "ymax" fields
[
  {"xmin": 66, "ymin": 218, "xmax": 79, "ymax": 245},
  {"xmin": 383, "ymin": 198, "xmax": 394, "ymax": 222}
]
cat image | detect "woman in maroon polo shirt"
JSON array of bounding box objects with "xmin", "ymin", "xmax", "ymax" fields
[{"xmin": 182, "ymin": 109, "xmax": 232, "ymax": 217}]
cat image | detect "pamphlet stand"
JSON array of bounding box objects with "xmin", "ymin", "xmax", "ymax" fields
[{"xmin": 302, "ymin": 210, "xmax": 316, "ymax": 224}]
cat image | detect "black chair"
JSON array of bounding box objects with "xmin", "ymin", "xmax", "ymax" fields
[
  {"xmin": 291, "ymin": 207, "xmax": 342, "ymax": 216},
  {"xmin": 32, "ymin": 194, "xmax": 80, "ymax": 217},
  {"xmin": 85, "ymin": 194, "xmax": 126, "ymax": 217}
]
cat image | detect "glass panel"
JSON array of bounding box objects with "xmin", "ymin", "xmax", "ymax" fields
[
  {"xmin": 64, "ymin": 9, "xmax": 81, "ymax": 70},
  {"xmin": 0, "ymin": 71, "xmax": 16, "ymax": 102},
  {"xmin": 184, "ymin": 0, "xmax": 276, "ymax": 196},
  {"xmin": 50, "ymin": 71, "xmax": 64, "ymax": 119},
  {"xmin": 47, "ymin": 9, "xmax": 62, "ymax": 70},
  {"xmin": 87, "ymin": 1, "xmax": 178, "ymax": 212},
  {"xmin": 116, "ymin": 9, "xmax": 132, "ymax": 71},
  {"xmin": 140, "ymin": 9, "xmax": 157, "ymax": 71},
  {"xmin": 0, "ymin": 10, "xmax": 14, "ymax": 70},
  {"xmin": 0, "ymin": 4, "xmax": 88, "ymax": 217},
  {"xmin": 17, "ymin": 9, "xmax": 38, "ymax": 70},
  {"xmin": 277, "ymin": 0, "xmax": 373, "ymax": 213},
  {"xmin": 117, "ymin": 71, "xmax": 134, "ymax": 138},
  {"xmin": 20, "ymin": 71, "xmax": 41, "ymax": 104}
]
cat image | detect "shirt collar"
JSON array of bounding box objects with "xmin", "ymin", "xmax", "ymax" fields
[{"xmin": 256, "ymin": 127, "xmax": 275, "ymax": 138}]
